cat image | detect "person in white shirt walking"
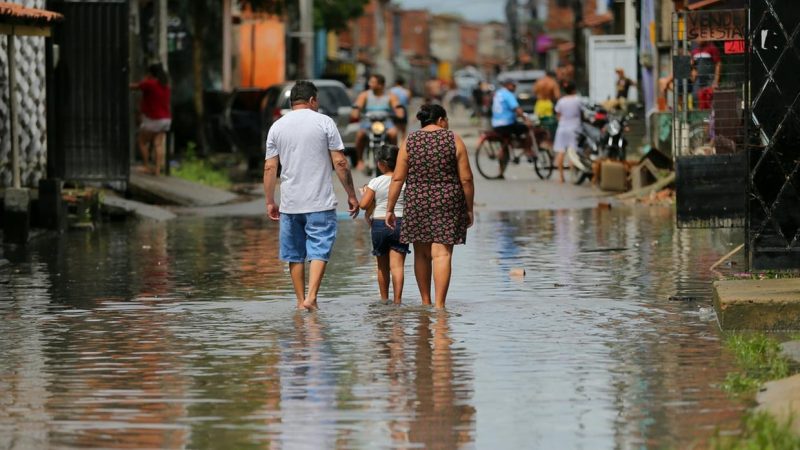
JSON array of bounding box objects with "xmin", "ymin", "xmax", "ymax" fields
[
  {"xmin": 263, "ymin": 80, "xmax": 359, "ymax": 311},
  {"xmin": 359, "ymin": 144, "xmax": 409, "ymax": 304}
]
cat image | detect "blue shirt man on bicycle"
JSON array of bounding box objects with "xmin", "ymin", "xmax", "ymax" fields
[{"xmin": 491, "ymin": 78, "xmax": 535, "ymax": 160}]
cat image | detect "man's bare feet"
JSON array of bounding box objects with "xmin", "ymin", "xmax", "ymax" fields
[{"xmin": 302, "ymin": 298, "xmax": 319, "ymax": 311}]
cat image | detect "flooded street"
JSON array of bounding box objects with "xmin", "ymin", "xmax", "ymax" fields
[{"xmin": 1, "ymin": 205, "xmax": 747, "ymax": 449}]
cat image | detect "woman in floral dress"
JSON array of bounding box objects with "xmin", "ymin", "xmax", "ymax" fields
[{"xmin": 385, "ymin": 104, "xmax": 474, "ymax": 309}]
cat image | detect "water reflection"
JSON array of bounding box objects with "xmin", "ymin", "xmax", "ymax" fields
[{"xmin": 0, "ymin": 207, "xmax": 748, "ymax": 448}]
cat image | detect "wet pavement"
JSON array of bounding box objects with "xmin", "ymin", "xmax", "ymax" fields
[{"xmin": 1, "ymin": 204, "xmax": 748, "ymax": 449}]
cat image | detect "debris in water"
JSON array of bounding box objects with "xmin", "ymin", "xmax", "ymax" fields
[{"xmin": 669, "ymin": 295, "xmax": 698, "ymax": 302}]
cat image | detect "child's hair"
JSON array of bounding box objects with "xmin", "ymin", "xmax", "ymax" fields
[{"xmin": 376, "ymin": 144, "xmax": 398, "ymax": 171}]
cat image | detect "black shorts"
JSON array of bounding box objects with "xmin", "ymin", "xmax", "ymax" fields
[
  {"xmin": 371, "ymin": 219, "xmax": 410, "ymax": 256},
  {"xmin": 493, "ymin": 122, "xmax": 528, "ymax": 137},
  {"xmin": 394, "ymin": 105, "xmax": 408, "ymax": 125}
]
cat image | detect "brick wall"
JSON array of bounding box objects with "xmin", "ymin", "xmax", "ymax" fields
[{"xmin": 460, "ymin": 24, "xmax": 480, "ymax": 66}]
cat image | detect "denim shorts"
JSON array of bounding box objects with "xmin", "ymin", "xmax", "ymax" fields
[
  {"xmin": 371, "ymin": 218, "xmax": 410, "ymax": 257},
  {"xmin": 280, "ymin": 210, "xmax": 338, "ymax": 262}
]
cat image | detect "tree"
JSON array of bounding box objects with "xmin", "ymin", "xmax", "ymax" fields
[{"xmin": 243, "ymin": 0, "xmax": 369, "ymax": 31}]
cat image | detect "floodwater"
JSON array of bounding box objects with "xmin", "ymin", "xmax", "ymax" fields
[{"xmin": 1, "ymin": 206, "xmax": 747, "ymax": 449}]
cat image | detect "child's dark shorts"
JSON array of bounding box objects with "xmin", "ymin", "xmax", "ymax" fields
[{"xmin": 371, "ymin": 218, "xmax": 411, "ymax": 257}]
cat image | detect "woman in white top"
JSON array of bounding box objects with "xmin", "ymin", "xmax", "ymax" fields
[{"xmin": 359, "ymin": 145, "xmax": 409, "ymax": 304}]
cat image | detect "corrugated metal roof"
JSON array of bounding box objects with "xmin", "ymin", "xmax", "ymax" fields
[{"xmin": 0, "ymin": 2, "xmax": 63, "ymax": 25}]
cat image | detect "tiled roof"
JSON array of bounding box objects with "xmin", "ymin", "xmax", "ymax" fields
[{"xmin": 0, "ymin": 2, "xmax": 63, "ymax": 25}]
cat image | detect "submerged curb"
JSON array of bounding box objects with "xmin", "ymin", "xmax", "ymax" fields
[{"xmin": 713, "ymin": 278, "xmax": 800, "ymax": 330}]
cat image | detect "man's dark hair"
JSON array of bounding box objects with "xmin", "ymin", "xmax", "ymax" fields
[
  {"xmin": 290, "ymin": 80, "xmax": 318, "ymax": 104},
  {"xmin": 371, "ymin": 74, "xmax": 386, "ymax": 86},
  {"xmin": 395, "ymin": 77, "xmax": 405, "ymax": 86},
  {"xmin": 563, "ymin": 81, "xmax": 577, "ymax": 94}
]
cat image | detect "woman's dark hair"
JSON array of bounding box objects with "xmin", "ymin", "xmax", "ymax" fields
[
  {"xmin": 148, "ymin": 63, "xmax": 169, "ymax": 86},
  {"xmin": 416, "ymin": 103, "xmax": 447, "ymax": 127},
  {"xmin": 376, "ymin": 144, "xmax": 398, "ymax": 170},
  {"xmin": 290, "ymin": 80, "xmax": 318, "ymax": 104},
  {"xmin": 563, "ymin": 81, "xmax": 577, "ymax": 95}
]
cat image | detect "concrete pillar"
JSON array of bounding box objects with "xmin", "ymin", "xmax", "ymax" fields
[
  {"xmin": 222, "ymin": 0, "xmax": 232, "ymax": 91},
  {"xmin": 299, "ymin": 0, "xmax": 314, "ymax": 79},
  {"xmin": 37, "ymin": 178, "xmax": 66, "ymax": 231},
  {"xmin": 8, "ymin": 33, "xmax": 21, "ymax": 189},
  {"xmin": 4, "ymin": 188, "xmax": 30, "ymax": 245}
]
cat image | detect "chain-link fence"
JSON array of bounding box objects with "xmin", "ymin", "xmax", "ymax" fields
[
  {"xmin": 672, "ymin": 8, "xmax": 749, "ymax": 229},
  {"xmin": 672, "ymin": 9, "xmax": 747, "ymax": 158}
]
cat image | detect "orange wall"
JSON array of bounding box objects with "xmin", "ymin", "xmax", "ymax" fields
[{"xmin": 239, "ymin": 16, "xmax": 285, "ymax": 88}]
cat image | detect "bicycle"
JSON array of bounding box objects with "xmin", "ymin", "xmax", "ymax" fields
[{"xmin": 474, "ymin": 122, "xmax": 554, "ymax": 180}]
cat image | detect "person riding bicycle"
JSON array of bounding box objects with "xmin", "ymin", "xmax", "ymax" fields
[
  {"xmin": 352, "ymin": 74, "xmax": 405, "ymax": 172},
  {"xmin": 491, "ymin": 77, "xmax": 535, "ymax": 161}
]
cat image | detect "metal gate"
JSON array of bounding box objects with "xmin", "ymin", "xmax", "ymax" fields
[
  {"xmin": 46, "ymin": 0, "xmax": 129, "ymax": 182},
  {"xmin": 747, "ymin": 0, "xmax": 800, "ymax": 269},
  {"xmin": 672, "ymin": 9, "xmax": 748, "ymax": 228}
]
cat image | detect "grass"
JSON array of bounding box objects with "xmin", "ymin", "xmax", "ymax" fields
[
  {"xmin": 721, "ymin": 333, "xmax": 791, "ymax": 396},
  {"xmin": 172, "ymin": 143, "xmax": 232, "ymax": 189},
  {"xmin": 711, "ymin": 412, "xmax": 800, "ymax": 450},
  {"xmin": 710, "ymin": 333, "xmax": 800, "ymax": 448}
]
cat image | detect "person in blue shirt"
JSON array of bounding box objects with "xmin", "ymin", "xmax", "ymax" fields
[
  {"xmin": 389, "ymin": 77, "xmax": 411, "ymax": 142},
  {"xmin": 491, "ymin": 78, "xmax": 534, "ymax": 162}
]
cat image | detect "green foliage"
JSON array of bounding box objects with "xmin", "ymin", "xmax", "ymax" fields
[
  {"xmin": 172, "ymin": 142, "xmax": 232, "ymax": 189},
  {"xmin": 721, "ymin": 333, "xmax": 790, "ymax": 396},
  {"xmin": 314, "ymin": 0, "xmax": 370, "ymax": 31},
  {"xmin": 711, "ymin": 412, "xmax": 800, "ymax": 450},
  {"xmin": 240, "ymin": 0, "xmax": 369, "ymax": 31}
]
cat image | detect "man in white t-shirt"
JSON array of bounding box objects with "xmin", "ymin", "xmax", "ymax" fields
[{"xmin": 263, "ymin": 80, "xmax": 359, "ymax": 311}]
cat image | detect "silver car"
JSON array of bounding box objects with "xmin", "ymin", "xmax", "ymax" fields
[{"xmin": 225, "ymin": 79, "xmax": 357, "ymax": 169}]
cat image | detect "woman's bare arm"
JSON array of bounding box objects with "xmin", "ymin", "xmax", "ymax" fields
[{"xmin": 454, "ymin": 134, "xmax": 474, "ymax": 226}]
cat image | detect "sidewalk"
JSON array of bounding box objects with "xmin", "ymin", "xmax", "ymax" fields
[{"xmin": 128, "ymin": 172, "xmax": 237, "ymax": 207}]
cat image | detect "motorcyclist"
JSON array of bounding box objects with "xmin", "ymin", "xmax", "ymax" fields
[
  {"xmin": 351, "ymin": 74, "xmax": 405, "ymax": 171},
  {"xmin": 491, "ymin": 77, "xmax": 534, "ymax": 162}
]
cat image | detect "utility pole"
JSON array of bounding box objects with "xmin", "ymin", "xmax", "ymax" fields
[
  {"xmin": 506, "ymin": 0, "xmax": 519, "ymax": 67},
  {"xmin": 155, "ymin": 0, "xmax": 168, "ymax": 65},
  {"xmin": 299, "ymin": 0, "xmax": 314, "ymax": 78},
  {"xmin": 374, "ymin": 0, "xmax": 394, "ymax": 83},
  {"xmin": 572, "ymin": 0, "xmax": 585, "ymax": 91},
  {"xmin": 222, "ymin": 0, "xmax": 232, "ymax": 90}
]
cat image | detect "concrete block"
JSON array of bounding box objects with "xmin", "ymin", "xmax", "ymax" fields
[
  {"xmin": 757, "ymin": 373, "xmax": 800, "ymax": 431},
  {"xmin": 600, "ymin": 161, "xmax": 628, "ymax": 192},
  {"xmin": 4, "ymin": 188, "xmax": 30, "ymax": 244},
  {"xmin": 631, "ymin": 159, "xmax": 659, "ymax": 191},
  {"xmin": 713, "ymin": 278, "xmax": 800, "ymax": 330}
]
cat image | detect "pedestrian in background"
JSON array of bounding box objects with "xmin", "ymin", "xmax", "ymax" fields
[
  {"xmin": 130, "ymin": 63, "xmax": 171, "ymax": 176},
  {"xmin": 553, "ymin": 82, "xmax": 582, "ymax": 183},
  {"xmin": 385, "ymin": 104, "xmax": 474, "ymax": 309},
  {"xmin": 359, "ymin": 144, "xmax": 409, "ymax": 304},
  {"xmin": 390, "ymin": 77, "xmax": 411, "ymax": 143},
  {"xmin": 263, "ymin": 80, "xmax": 360, "ymax": 311},
  {"xmin": 533, "ymin": 70, "xmax": 560, "ymax": 138}
]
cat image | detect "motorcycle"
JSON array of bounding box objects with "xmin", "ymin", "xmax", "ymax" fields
[
  {"xmin": 567, "ymin": 100, "xmax": 608, "ymax": 185},
  {"xmin": 602, "ymin": 112, "xmax": 633, "ymax": 161},
  {"xmin": 363, "ymin": 110, "xmax": 389, "ymax": 176},
  {"xmin": 568, "ymin": 106, "xmax": 634, "ymax": 185}
]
